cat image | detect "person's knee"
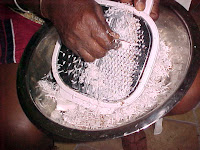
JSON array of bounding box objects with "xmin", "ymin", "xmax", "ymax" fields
[
  {"xmin": 0, "ymin": 64, "xmax": 53, "ymax": 150},
  {"xmin": 2, "ymin": 104, "xmax": 53, "ymax": 150},
  {"xmin": 2, "ymin": 97, "xmax": 53, "ymax": 150}
]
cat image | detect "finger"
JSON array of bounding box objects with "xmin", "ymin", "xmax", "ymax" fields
[
  {"xmin": 77, "ymin": 48, "xmax": 96, "ymax": 62},
  {"xmin": 82, "ymin": 36, "xmax": 108, "ymax": 59},
  {"xmin": 134, "ymin": 0, "xmax": 145, "ymax": 11},
  {"xmin": 63, "ymin": 34, "xmax": 106, "ymax": 60},
  {"xmin": 120, "ymin": 0, "xmax": 133, "ymax": 5},
  {"xmin": 150, "ymin": 0, "xmax": 160, "ymax": 20},
  {"xmin": 60, "ymin": 35, "xmax": 81, "ymax": 57},
  {"xmin": 95, "ymin": 5, "xmax": 119, "ymax": 39},
  {"xmin": 72, "ymin": 49, "xmax": 80, "ymax": 57},
  {"xmin": 89, "ymin": 16, "xmax": 114, "ymax": 51},
  {"xmin": 90, "ymin": 17, "xmax": 120, "ymax": 51}
]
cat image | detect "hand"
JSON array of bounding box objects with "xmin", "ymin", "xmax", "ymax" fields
[
  {"xmin": 119, "ymin": 0, "xmax": 160, "ymax": 20},
  {"xmin": 42, "ymin": 0, "xmax": 117, "ymax": 62}
]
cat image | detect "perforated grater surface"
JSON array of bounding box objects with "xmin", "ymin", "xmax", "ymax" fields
[{"xmin": 52, "ymin": 0, "xmax": 159, "ymax": 113}]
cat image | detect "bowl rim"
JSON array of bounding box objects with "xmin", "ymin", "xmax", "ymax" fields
[{"xmin": 17, "ymin": 1, "xmax": 200, "ymax": 141}]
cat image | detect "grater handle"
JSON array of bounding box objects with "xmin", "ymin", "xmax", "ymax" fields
[
  {"xmin": 143, "ymin": 0, "xmax": 154, "ymax": 15},
  {"xmin": 95, "ymin": 0, "xmax": 154, "ymax": 16}
]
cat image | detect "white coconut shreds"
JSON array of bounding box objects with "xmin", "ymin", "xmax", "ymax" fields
[
  {"xmin": 34, "ymin": 5, "xmax": 173, "ymax": 130},
  {"xmin": 36, "ymin": 39, "xmax": 172, "ymax": 130}
]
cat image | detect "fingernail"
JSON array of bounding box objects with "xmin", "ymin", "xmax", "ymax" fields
[
  {"xmin": 109, "ymin": 32, "xmax": 120, "ymax": 39},
  {"xmin": 111, "ymin": 39, "xmax": 121, "ymax": 50},
  {"xmin": 136, "ymin": 1, "xmax": 145, "ymax": 11}
]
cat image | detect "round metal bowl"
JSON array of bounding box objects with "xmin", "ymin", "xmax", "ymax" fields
[{"xmin": 17, "ymin": 1, "xmax": 200, "ymax": 141}]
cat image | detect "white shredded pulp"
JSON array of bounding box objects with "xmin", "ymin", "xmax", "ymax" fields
[{"xmin": 36, "ymin": 6, "xmax": 173, "ymax": 130}]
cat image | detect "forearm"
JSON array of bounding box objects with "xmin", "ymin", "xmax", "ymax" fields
[{"xmin": 1, "ymin": 0, "xmax": 41, "ymax": 16}]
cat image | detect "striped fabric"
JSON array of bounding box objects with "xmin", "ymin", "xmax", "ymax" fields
[
  {"xmin": 0, "ymin": 5, "xmax": 41, "ymax": 64},
  {"xmin": 0, "ymin": 19, "xmax": 16, "ymax": 63}
]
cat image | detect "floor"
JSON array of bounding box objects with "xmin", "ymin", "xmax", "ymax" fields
[{"xmin": 54, "ymin": 4, "xmax": 200, "ymax": 150}]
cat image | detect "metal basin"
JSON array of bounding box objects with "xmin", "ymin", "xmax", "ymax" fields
[{"xmin": 17, "ymin": 1, "xmax": 200, "ymax": 141}]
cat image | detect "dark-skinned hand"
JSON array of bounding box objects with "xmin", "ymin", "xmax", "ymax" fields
[
  {"xmin": 41, "ymin": 0, "xmax": 160, "ymax": 62},
  {"xmin": 41, "ymin": 0, "xmax": 119, "ymax": 62}
]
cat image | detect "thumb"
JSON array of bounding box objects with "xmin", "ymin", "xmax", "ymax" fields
[{"xmin": 134, "ymin": 0, "xmax": 145, "ymax": 11}]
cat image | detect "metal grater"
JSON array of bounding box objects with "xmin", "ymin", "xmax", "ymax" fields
[
  {"xmin": 52, "ymin": 0, "xmax": 159, "ymax": 113},
  {"xmin": 55, "ymin": 7, "xmax": 152, "ymax": 102}
]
